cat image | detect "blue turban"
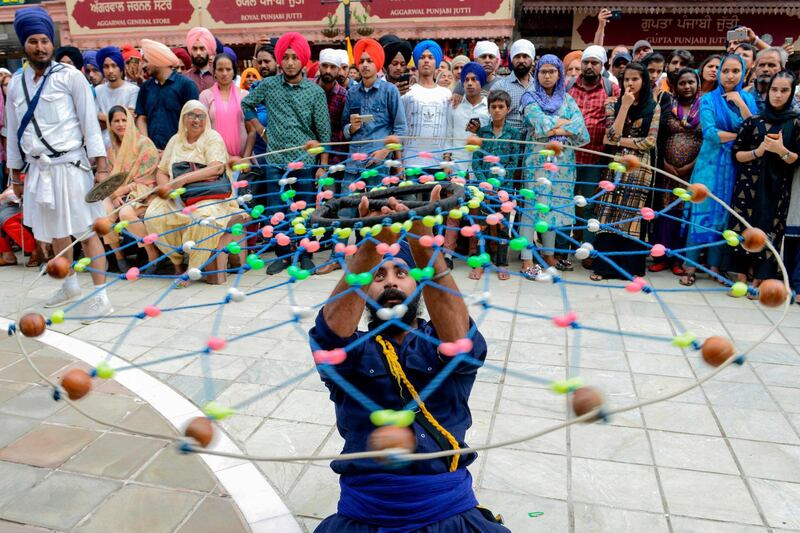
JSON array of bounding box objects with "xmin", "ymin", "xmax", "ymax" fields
[
  {"xmin": 460, "ymin": 61, "xmax": 487, "ymax": 87},
  {"xmin": 13, "ymin": 7, "xmax": 54, "ymax": 46},
  {"xmin": 389, "ymin": 240, "xmax": 416, "ymax": 270},
  {"xmin": 83, "ymin": 50, "xmax": 99, "ymax": 71},
  {"xmin": 413, "ymin": 40, "xmax": 443, "ymax": 69},
  {"xmin": 96, "ymin": 46, "xmax": 124, "ymax": 73},
  {"xmin": 223, "ymin": 46, "xmax": 237, "ymax": 66}
]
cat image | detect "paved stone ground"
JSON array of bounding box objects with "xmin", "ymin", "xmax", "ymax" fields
[
  {"xmin": 0, "ymin": 336, "xmax": 249, "ymax": 533},
  {"xmin": 1, "ymin": 260, "xmax": 800, "ymax": 532}
]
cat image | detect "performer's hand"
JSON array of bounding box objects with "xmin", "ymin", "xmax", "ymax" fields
[{"xmin": 369, "ymin": 148, "xmax": 390, "ymax": 163}]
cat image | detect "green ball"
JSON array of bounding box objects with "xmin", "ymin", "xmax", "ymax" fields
[
  {"xmin": 227, "ymin": 243, "xmax": 242, "ymax": 255},
  {"xmin": 519, "ymin": 188, "xmax": 534, "ymax": 199},
  {"xmin": 467, "ymin": 255, "xmax": 482, "ymax": 268},
  {"xmin": 535, "ymin": 221, "xmax": 549, "ymax": 233},
  {"xmin": 231, "ymin": 223, "xmax": 244, "ymax": 236},
  {"xmin": 730, "ymin": 281, "xmax": 748, "ymax": 297},
  {"xmin": 434, "ymin": 171, "xmax": 447, "ymax": 181},
  {"xmin": 509, "ymin": 237, "xmax": 528, "ymax": 251}
]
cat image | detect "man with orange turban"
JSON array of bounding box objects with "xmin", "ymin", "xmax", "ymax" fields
[
  {"xmin": 185, "ymin": 27, "xmax": 216, "ymax": 92},
  {"xmin": 353, "ymin": 38, "xmax": 385, "ymax": 73},
  {"xmin": 241, "ymin": 31, "xmax": 330, "ymax": 275},
  {"xmin": 135, "ymin": 39, "xmax": 198, "ymax": 149}
]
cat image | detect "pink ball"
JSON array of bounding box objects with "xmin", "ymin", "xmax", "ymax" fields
[
  {"xmin": 598, "ymin": 180, "xmax": 616, "ymax": 192},
  {"xmin": 301, "ymin": 239, "xmax": 320, "ymax": 253},
  {"xmin": 454, "ymin": 338, "xmax": 473, "ymax": 353},
  {"xmin": 125, "ymin": 267, "xmax": 140, "ymax": 281},
  {"xmin": 478, "ymin": 181, "xmax": 494, "ymax": 191},
  {"xmin": 270, "ymin": 212, "xmax": 285, "ymax": 225},
  {"xmin": 143, "ymin": 233, "xmax": 159, "ymax": 245},
  {"xmin": 640, "ymin": 207, "xmax": 655, "ymax": 220},
  {"xmin": 276, "ymin": 234, "xmax": 291, "ymax": 246},
  {"xmin": 419, "ymin": 175, "xmax": 434, "ymax": 184},
  {"xmin": 439, "ymin": 342, "xmax": 458, "ymax": 357},
  {"xmin": 650, "ymin": 244, "xmax": 666, "ymax": 257},
  {"xmin": 486, "ymin": 214, "xmax": 501, "ymax": 225},
  {"xmin": 497, "ymin": 190, "xmax": 509, "ymax": 202},
  {"xmin": 144, "ymin": 305, "xmax": 161, "ymax": 317},
  {"xmin": 461, "ymin": 225, "xmax": 480, "ymax": 237},
  {"xmin": 433, "ymin": 235, "xmax": 445, "ymax": 247},
  {"xmin": 543, "ymin": 162, "xmax": 558, "ymax": 172},
  {"xmin": 313, "ymin": 348, "xmax": 347, "ymax": 365},
  {"xmin": 288, "ymin": 161, "xmax": 305, "ymax": 170},
  {"xmin": 418, "ymin": 235, "xmax": 434, "ymax": 247},
  {"xmin": 419, "ymin": 151, "xmax": 434, "ymax": 159},
  {"xmin": 233, "ymin": 180, "xmax": 249, "ymax": 188},
  {"xmin": 261, "ymin": 225, "xmax": 274, "ymax": 238},
  {"xmin": 206, "ymin": 336, "xmax": 226, "ymax": 351},
  {"xmin": 352, "ymin": 153, "xmax": 368, "ymax": 161},
  {"xmin": 182, "ymin": 205, "xmax": 197, "ymax": 214},
  {"xmin": 344, "ymin": 244, "xmax": 358, "ymax": 256},
  {"xmin": 483, "ymin": 155, "xmax": 500, "ymax": 164},
  {"xmin": 501, "ymin": 201, "xmax": 515, "ymax": 213},
  {"xmin": 553, "ymin": 311, "xmax": 578, "ymax": 328}
]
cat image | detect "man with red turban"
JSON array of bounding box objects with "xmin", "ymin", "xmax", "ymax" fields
[
  {"xmin": 241, "ymin": 32, "xmax": 331, "ymax": 275},
  {"xmin": 185, "ymin": 27, "xmax": 216, "ymax": 92}
]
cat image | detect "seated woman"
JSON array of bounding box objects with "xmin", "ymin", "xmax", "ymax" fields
[
  {"xmin": 144, "ymin": 100, "xmax": 244, "ymax": 287},
  {"xmin": 102, "ymin": 106, "xmax": 160, "ymax": 272}
]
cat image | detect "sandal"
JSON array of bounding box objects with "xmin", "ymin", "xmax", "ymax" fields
[
  {"xmin": 0, "ymin": 256, "xmax": 18, "ymax": 267},
  {"xmin": 679, "ymin": 272, "xmax": 696, "ymax": 286},
  {"xmin": 468, "ymin": 268, "xmax": 484, "ymax": 280},
  {"xmin": 316, "ymin": 262, "xmax": 342, "ymax": 275},
  {"xmin": 589, "ymin": 273, "xmax": 605, "ymax": 282},
  {"xmin": 671, "ymin": 264, "xmax": 686, "ymax": 276},
  {"xmin": 520, "ymin": 264, "xmax": 543, "ymax": 281},
  {"xmin": 556, "ymin": 258, "xmax": 574, "ymax": 271},
  {"xmin": 497, "ymin": 269, "xmax": 510, "ymax": 281}
]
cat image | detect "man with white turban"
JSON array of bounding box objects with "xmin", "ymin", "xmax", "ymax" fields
[
  {"xmin": 335, "ymin": 48, "xmax": 351, "ymax": 88},
  {"xmin": 492, "ymin": 39, "xmax": 536, "ymax": 129},
  {"xmin": 451, "ymin": 40, "xmax": 502, "ymax": 102}
]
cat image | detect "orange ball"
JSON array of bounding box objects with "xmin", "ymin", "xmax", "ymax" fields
[
  {"xmin": 92, "ymin": 217, "xmax": 113, "ymax": 236},
  {"xmin": 384, "ymin": 135, "xmax": 401, "ymax": 145},
  {"xmin": 758, "ymin": 279, "xmax": 788, "ymax": 308},
  {"xmin": 46, "ymin": 256, "xmax": 71, "ymax": 279},
  {"xmin": 572, "ymin": 387, "xmax": 604, "ymax": 421},
  {"xmin": 620, "ymin": 154, "xmax": 641, "ymax": 171},
  {"xmin": 18, "ymin": 312, "xmax": 46, "ymax": 337},
  {"xmin": 61, "ymin": 368, "xmax": 92, "ymax": 400},
  {"xmin": 155, "ymin": 184, "xmax": 172, "ymax": 200},
  {"xmin": 701, "ymin": 336, "xmax": 735, "ymax": 367},
  {"xmin": 688, "ymin": 183, "xmax": 709, "ymax": 203},
  {"xmin": 544, "ymin": 140, "xmax": 564, "ymax": 156},
  {"xmin": 466, "ymin": 135, "xmax": 483, "ymax": 147},
  {"xmin": 367, "ymin": 425, "xmax": 416, "ymax": 455},
  {"xmin": 741, "ymin": 227, "xmax": 768, "ymax": 253},
  {"xmin": 184, "ymin": 417, "xmax": 214, "ymax": 448}
]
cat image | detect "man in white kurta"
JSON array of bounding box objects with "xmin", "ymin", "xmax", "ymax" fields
[{"xmin": 8, "ymin": 7, "xmax": 113, "ymax": 321}]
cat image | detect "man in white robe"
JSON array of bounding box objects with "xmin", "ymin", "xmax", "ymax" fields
[{"xmin": 7, "ymin": 7, "xmax": 113, "ymax": 322}]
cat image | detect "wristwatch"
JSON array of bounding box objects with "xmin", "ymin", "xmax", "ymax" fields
[{"xmin": 781, "ymin": 151, "xmax": 792, "ymax": 161}]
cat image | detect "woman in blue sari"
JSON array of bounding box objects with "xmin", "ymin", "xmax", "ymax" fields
[{"xmin": 680, "ymin": 54, "xmax": 757, "ymax": 285}]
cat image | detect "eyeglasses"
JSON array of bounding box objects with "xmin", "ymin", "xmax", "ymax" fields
[
  {"xmin": 185, "ymin": 112, "xmax": 207, "ymax": 121},
  {"xmin": 539, "ymin": 69, "xmax": 559, "ymax": 76}
]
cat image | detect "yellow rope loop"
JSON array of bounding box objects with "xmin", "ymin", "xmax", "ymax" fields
[{"xmin": 375, "ymin": 335, "xmax": 461, "ymax": 472}]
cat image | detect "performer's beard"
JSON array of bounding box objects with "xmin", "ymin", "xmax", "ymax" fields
[{"xmin": 367, "ymin": 287, "xmax": 421, "ymax": 336}]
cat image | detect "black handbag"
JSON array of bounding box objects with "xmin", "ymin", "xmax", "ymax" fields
[{"xmin": 172, "ymin": 162, "xmax": 231, "ymax": 204}]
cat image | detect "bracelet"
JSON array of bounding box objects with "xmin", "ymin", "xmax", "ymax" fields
[
  {"xmin": 431, "ymin": 269, "xmax": 451, "ymax": 281},
  {"xmin": 781, "ymin": 151, "xmax": 792, "ymax": 161},
  {"xmin": 10, "ymin": 179, "xmax": 23, "ymax": 186},
  {"xmin": 751, "ymin": 149, "xmax": 759, "ymax": 160}
]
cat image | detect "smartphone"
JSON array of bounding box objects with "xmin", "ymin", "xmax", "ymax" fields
[
  {"xmin": 786, "ymin": 37, "xmax": 795, "ymax": 46},
  {"xmin": 727, "ymin": 28, "xmax": 749, "ymax": 43},
  {"xmin": 399, "ymin": 73, "xmax": 411, "ymax": 84},
  {"xmin": 358, "ymin": 114, "xmax": 375, "ymax": 124},
  {"xmin": 767, "ymin": 133, "xmax": 780, "ymax": 140},
  {"xmin": 466, "ymin": 118, "xmax": 481, "ymax": 132},
  {"xmin": 610, "ymin": 9, "xmax": 622, "ymax": 21}
]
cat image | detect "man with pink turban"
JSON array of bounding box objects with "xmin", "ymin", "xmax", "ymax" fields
[
  {"xmin": 185, "ymin": 27, "xmax": 216, "ymax": 92},
  {"xmin": 135, "ymin": 39, "xmax": 199, "ymax": 149},
  {"xmin": 241, "ymin": 32, "xmax": 330, "ymax": 275}
]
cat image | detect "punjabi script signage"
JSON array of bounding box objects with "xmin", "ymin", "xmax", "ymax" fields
[
  {"xmin": 205, "ymin": 0, "xmax": 329, "ymax": 26},
  {"xmin": 68, "ymin": 0, "xmax": 194, "ymax": 33},
  {"xmin": 573, "ymin": 13, "xmax": 800, "ymax": 50}
]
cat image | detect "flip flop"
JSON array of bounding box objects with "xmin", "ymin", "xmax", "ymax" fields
[{"xmin": 85, "ymin": 172, "xmax": 128, "ymax": 203}]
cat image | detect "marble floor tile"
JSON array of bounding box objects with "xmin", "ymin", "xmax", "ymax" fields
[
  {"xmin": 669, "ymin": 516, "xmax": 768, "ymax": 533},
  {"xmin": 571, "ymin": 457, "xmax": 663, "ymax": 513},
  {"xmin": 481, "ymin": 448, "xmax": 567, "ymax": 500},
  {"xmin": 475, "ymin": 489, "xmax": 568, "ymax": 532},
  {"xmin": 571, "ymin": 423, "xmax": 653, "ymax": 464},
  {"xmin": 748, "ymin": 477, "xmax": 800, "ymax": 530},
  {"xmin": 649, "ymin": 430, "xmax": 739, "ymax": 474},
  {"xmin": 713, "ymin": 406, "xmax": 800, "ymax": 445},
  {"xmin": 659, "ymin": 468, "xmax": 761, "ymax": 524},
  {"xmin": 729, "ymin": 439, "xmax": 800, "ymax": 483},
  {"xmin": 573, "ymin": 503, "xmax": 669, "ymax": 533}
]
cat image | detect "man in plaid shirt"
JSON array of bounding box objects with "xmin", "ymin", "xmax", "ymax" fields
[
  {"xmin": 568, "ymin": 45, "xmax": 619, "ymax": 251},
  {"xmin": 318, "ymin": 49, "xmax": 348, "ymax": 166}
]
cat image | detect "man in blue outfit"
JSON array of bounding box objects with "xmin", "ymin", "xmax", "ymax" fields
[{"xmin": 309, "ymin": 187, "xmax": 509, "ymax": 532}]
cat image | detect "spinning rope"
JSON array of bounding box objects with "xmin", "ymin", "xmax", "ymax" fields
[{"xmin": 8, "ymin": 134, "xmax": 793, "ymax": 467}]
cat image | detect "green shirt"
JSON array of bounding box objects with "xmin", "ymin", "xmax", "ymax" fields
[
  {"xmin": 472, "ymin": 121, "xmax": 523, "ymax": 181},
  {"xmin": 241, "ymin": 75, "xmax": 332, "ymax": 165}
]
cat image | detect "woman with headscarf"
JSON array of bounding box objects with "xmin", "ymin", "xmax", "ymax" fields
[
  {"xmin": 650, "ymin": 67, "xmax": 703, "ymax": 275},
  {"xmin": 239, "ymin": 67, "xmax": 261, "ymax": 91},
  {"xmin": 143, "ymin": 100, "xmax": 242, "ymax": 287},
  {"xmin": 199, "ymin": 52, "xmax": 250, "ymax": 158},
  {"xmin": 728, "ymin": 71, "xmax": 800, "ymax": 287},
  {"xmin": 520, "ymin": 54, "xmax": 589, "ymax": 273},
  {"xmin": 591, "ymin": 62, "xmax": 662, "ymax": 281},
  {"xmin": 680, "ymin": 54, "xmax": 757, "ymax": 285},
  {"xmin": 101, "ymin": 106, "xmax": 160, "ymax": 271}
]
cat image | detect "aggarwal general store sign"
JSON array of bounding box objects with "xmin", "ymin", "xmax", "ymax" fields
[{"xmin": 66, "ymin": 0, "xmax": 509, "ymax": 35}]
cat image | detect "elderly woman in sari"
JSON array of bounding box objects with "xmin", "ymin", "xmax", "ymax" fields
[
  {"xmin": 102, "ymin": 106, "xmax": 159, "ymax": 272},
  {"xmin": 144, "ymin": 100, "xmax": 243, "ymax": 287}
]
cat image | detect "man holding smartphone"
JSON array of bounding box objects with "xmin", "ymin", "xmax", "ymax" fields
[
  {"xmin": 381, "ymin": 35, "xmax": 414, "ymax": 96},
  {"xmin": 342, "ymin": 38, "xmax": 407, "ymax": 187},
  {"xmin": 446, "ymin": 62, "xmax": 489, "ymax": 171}
]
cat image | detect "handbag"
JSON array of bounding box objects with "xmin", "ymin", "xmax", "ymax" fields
[{"xmin": 172, "ymin": 162, "xmax": 231, "ymax": 206}]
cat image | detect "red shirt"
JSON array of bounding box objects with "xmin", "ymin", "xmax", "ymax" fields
[
  {"xmin": 185, "ymin": 67, "xmax": 215, "ymax": 93},
  {"xmin": 320, "ymin": 80, "xmax": 348, "ymax": 165},
  {"xmin": 568, "ymin": 76, "xmax": 619, "ymax": 165}
]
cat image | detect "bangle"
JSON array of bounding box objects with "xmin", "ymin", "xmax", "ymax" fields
[
  {"xmin": 432, "ymin": 269, "xmax": 451, "ymax": 281},
  {"xmin": 10, "ymin": 179, "xmax": 23, "ymax": 185},
  {"xmin": 751, "ymin": 149, "xmax": 758, "ymax": 160}
]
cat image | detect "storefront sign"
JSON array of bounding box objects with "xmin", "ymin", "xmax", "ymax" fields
[
  {"xmin": 367, "ymin": 0, "xmax": 504, "ymax": 19},
  {"xmin": 205, "ymin": 0, "xmax": 329, "ymax": 26},
  {"xmin": 573, "ymin": 12, "xmax": 800, "ymax": 50},
  {"xmin": 68, "ymin": 0, "xmax": 195, "ymax": 33}
]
